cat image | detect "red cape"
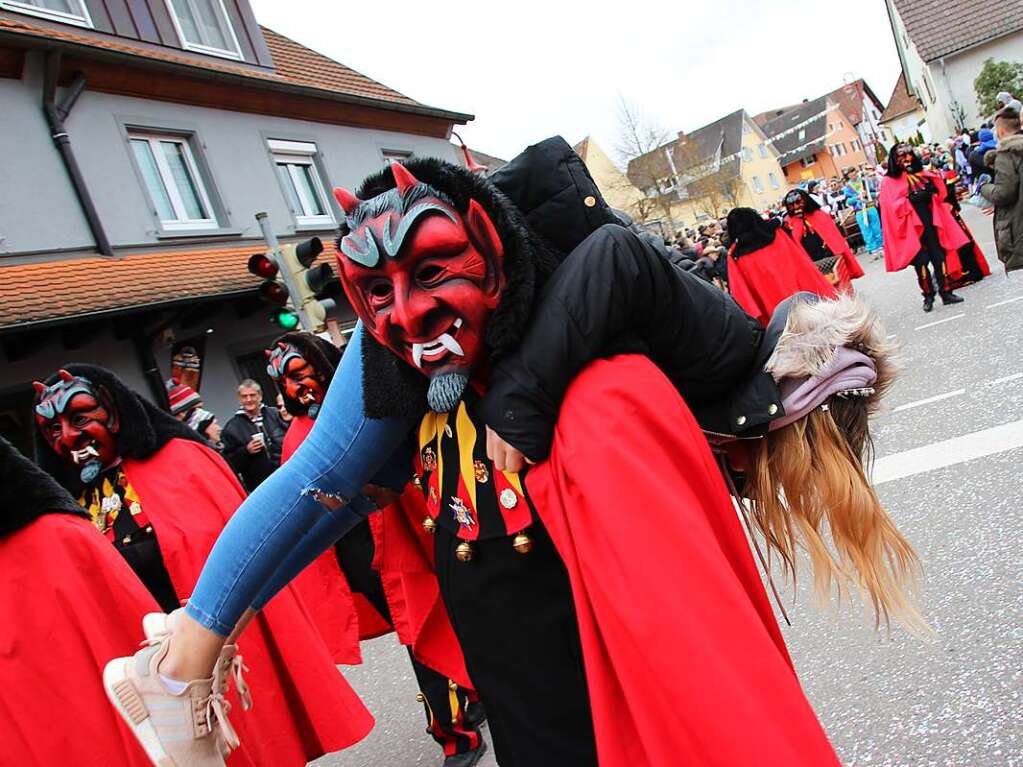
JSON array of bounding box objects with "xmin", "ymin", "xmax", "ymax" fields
[
  {"xmin": 124, "ymin": 439, "xmax": 374, "ymax": 767},
  {"xmin": 525, "ymin": 355, "xmax": 840, "ymax": 766},
  {"xmin": 0, "ymin": 514, "xmax": 157, "ymax": 766},
  {"xmin": 787, "ymin": 210, "xmax": 865, "ymax": 292},
  {"xmin": 879, "ymin": 172, "xmax": 968, "ymax": 274},
  {"xmin": 281, "ymin": 416, "xmax": 390, "ymax": 666},
  {"xmin": 727, "ymin": 228, "xmax": 837, "ymax": 326}
]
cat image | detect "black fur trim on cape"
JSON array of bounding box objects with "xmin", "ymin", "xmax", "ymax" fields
[
  {"xmin": 1, "ymin": 435, "xmax": 87, "ymax": 536},
  {"xmin": 727, "ymin": 208, "xmax": 783, "ymax": 259},
  {"xmin": 34, "ymin": 364, "xmax": 207, "ymax": 496},
  {"xmin": 270, "ymin": 331, "xmax": 342, "ymax": 416},
  {"xmin": 339, "ymin": 157, "xmax": 562, "ymax": 420}
]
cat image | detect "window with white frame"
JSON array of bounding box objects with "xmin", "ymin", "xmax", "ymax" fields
[
  {"xmin": 742, "ymin": 122, "xmax": 752, "ymax": 135},
  {"xmin": 1, "ymin": 0, "xmax": 92, "ymax": 26},
  {"xmin": 268, "ymin": 139, "xmax": 333, "ymax": 227},
  {"xmin": 752, "ymin": 175, "xmax": 764, "ymax": 193},
  {"xmin": 381, "ymin": 148, "xmax": 413, "ymax": 166},
  {"xmin": 798, "ymin": 129, "xmax": 806, "ymax": 141},
  {"xmin": 851, "ymin": 139, "xmax": 860, "ymax": 152},
  {"xmin": 742, "ymin": 147, "xmax": 753, "ymax": 162},
  {"xmin": 129, "ymin": 131, "xmax": 217, "ymax": 231},
  {"xmin": 758, "ymin": 143, "xmax": 768, "ymax": 159},
  {"xmin": 165, "ymin": 0, "xmax": 242, "ymax": 59},
  {"xmin": 768, "ymin": 172, "xmax": 780, "ymax": 189},
  {"xmin": 800, "ymin": 155, "xmax": 816, "ymax": 168}
]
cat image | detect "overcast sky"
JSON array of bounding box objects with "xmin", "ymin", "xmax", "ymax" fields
[{"xmin": 249, "ymin": 0, "xmax": 903, "ymax": 164}]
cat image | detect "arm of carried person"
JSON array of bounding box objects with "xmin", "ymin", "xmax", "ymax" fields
[{"xmin": 480, "ymin": 223, "xmax": 758, "ymax": 464}]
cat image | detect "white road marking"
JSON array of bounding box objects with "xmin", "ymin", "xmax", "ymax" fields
[
  {"xmin": 986, "ymin": 295, "xmax": 1023, "ymax": 309},
  {"xmin": 872, "ymin": 420, "xmax": 1023, "ymax": 485},
  {"xmin": 891, "ymin": 389, "xmax": 966, "ymax": 413},
  {"xmin": 915, "ymin": 313, "xmax": 965, "ymax": 331},
  {"xmin": 985, "ymin": 372, "xmax": 1023, "ymax": 387}
]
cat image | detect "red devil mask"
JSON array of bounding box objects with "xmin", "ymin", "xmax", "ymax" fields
[
  {"xmin": 334, "ymin": 163, "xmax": 505, "ymax": 395},
  {"xmin": 34, "ymin": 370, "xmax": 120, "ymax": 483},
  {"xmin": 266, "ymin": 342, "xmax": 327, "ymax": 417},
  {"xmin": 784, "ymin": 191, "xmax": 806, "ymax": 217}
]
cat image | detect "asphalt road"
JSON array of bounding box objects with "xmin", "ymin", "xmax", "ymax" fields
[{"xmin": 314, "ymin": 204, "xmax": 1022, "ymax": 767}]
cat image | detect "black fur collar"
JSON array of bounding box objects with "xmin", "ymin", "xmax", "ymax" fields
[
  {"xmin": 1, "ymin": 436, "xmax": 86, "ymax": 536},
  {"xmin": 34, "ymin": 363, "xmax": 206, "ymax": 496}
]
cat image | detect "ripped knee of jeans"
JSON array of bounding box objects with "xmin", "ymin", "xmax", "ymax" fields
[{"xmin": 302, "ymin": 486, "xmax": 349, "ymax": 511}]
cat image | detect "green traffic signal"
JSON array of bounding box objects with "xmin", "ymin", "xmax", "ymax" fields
[{"xmin": 270, "ymin": 308, "xmax": 300, "ymax": 330}]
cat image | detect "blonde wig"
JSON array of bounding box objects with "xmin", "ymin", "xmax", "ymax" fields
[{"xmin": 746, "ymin": 295, "xmax": 925, "ymax": 631}]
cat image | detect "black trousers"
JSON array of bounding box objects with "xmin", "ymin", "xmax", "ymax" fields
[
  {"xmin": 912, "ymin": 220, "xmax": 953, "ymax": 299},
  {"xmin": 336, "ymin": 519, "xmax": 481, "ymax": 756},
  {"xmin": 434, "ymin": 522, "xmax": 597, "ymax": 767}
]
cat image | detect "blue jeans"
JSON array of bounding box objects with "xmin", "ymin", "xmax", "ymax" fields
[{"xmin": 186, "ymin": 325, "xmax": 415, "ymax": 636}]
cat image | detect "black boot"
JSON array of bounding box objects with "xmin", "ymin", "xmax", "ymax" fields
[
  {"xmin": 923, "ymin": 295, "xmax": 935, "ymax": 312},
  {"xmin": 941, "ymin": 292, "xmax": 965, "ymax": 305},
  {"xmin": 444, "ymin": 741, "xmax": 487, "ymax": 767},
  {"xmin": 463, "ymin": 701, "xmax": 487, "ymax": 730}
]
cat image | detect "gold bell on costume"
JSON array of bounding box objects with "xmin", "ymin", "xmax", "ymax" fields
[
  {"xmin": 512, "ymin": 532, "xmax": 533, "ymax": 555},
  {"xmin": 455, "ymin": 541, "xmax": 475, "ymax": 562},
  {"xmin": 422, "ymin": 517, "xmax": 437, "ymax": 534}
]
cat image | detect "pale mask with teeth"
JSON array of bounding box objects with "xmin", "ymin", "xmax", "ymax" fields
[{"xmin": 334, "ymin": 163, "xmax": 505, "ymax": 412}]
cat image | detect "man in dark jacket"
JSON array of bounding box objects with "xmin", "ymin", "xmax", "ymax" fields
[
  {"xmin": 221, "ymin": 379, "xmax": 287, "ymax": 490},
  {"xmin": 980, "ymin": 108, "xmax": 1023, "ymax": 272}
]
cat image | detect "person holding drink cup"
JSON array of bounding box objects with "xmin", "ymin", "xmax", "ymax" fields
[{"xmin": 222, "ymin": 379, "xmax": 287, "ymax": 490}]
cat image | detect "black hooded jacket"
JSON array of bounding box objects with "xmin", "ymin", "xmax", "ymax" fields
[
  {"xmin": 1, "ymin": 436, "xmax": 86, "ymax": 537},
  {"xmin": 469, "ymin": 138, "xmax": 788, "ymax": 461}
]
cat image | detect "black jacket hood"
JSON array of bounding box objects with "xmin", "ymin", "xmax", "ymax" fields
[
  {"xmin": 34, "ymin": 364, "xmax": 206, "ymax": 496},
  {"xmin": 342, "ymin": 139, "xmax": 614, "ymax": 420},
  {"xmin": 270, "ymin": 331, "xmax": 342, "ymax": 416},
  {"xmin": 1, "ymin": 436, "xmax": 87, "ymax": 536}
]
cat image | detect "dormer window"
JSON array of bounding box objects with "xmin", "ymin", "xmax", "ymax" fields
[
  {"xmin": 165, "ymin": 0, "xmax": 242, "ymax": 60},
  {"xmin": 1, "ymin": 0, "xmax": 92, "ymax": 27}
]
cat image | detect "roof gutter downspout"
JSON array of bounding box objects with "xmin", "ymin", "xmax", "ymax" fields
[{"xmin": 42, "ymin": 50, "xmax": 113, "ymax": 257}]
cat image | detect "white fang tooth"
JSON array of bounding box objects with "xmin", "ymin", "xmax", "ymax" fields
[
  {"xmin": 437, "ymin": 333, "xmax": 464, "ymax": 357},
  {"xmin": 453, "ymin": 318, "xmax": 463, "ymax": 329},
  {"xmin": 412, "ymin": 343, "xmax": 424, "ymax": 368}
]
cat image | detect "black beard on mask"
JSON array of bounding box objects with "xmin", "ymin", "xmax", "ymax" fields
[{"xmin": 427, "ymin": 371, "xmax": 469, "ymax": 413}]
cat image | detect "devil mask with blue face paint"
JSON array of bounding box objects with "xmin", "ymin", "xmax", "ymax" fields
[{"xmin": 334, "ymin": 163, "xmax": 506, "ymax": 412}]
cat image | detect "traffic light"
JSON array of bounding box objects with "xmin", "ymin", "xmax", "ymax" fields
[
  {"xmin": 250, "ymin": 213, "xmax": 342, "ymax": 333},
  {"xmin": 273, "ymin": 236, "xmax": 341, "ymax": 332},
  {"xmin": 248, "ymin": 251, "xmax": 299, "ymax": 328}
]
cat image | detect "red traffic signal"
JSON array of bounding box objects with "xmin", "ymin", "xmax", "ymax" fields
[
  {"xmin": 295, "ymin": 237, "xmax": 324, "ymax": 268},
  {"xmin": 258, "ymin": 281, "xmax": 289, "ymax": 306},
  {"xmin": 247, "ymin": 253, "xmax": 278, "ymax": 280}
]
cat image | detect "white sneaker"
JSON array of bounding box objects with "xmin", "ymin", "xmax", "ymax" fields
[{"xmin": 103, "ymin": 636, "xmax": 230, "ymax": 767}]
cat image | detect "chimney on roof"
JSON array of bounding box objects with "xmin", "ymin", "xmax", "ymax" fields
[{"xmin": 802, "ymin": 98, "xmax": 809, "ymax": 103}]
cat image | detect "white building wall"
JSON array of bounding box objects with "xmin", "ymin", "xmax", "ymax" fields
[{"xmin": 934, "ymin": 33, "xmax": 1023, "ymax": 129}]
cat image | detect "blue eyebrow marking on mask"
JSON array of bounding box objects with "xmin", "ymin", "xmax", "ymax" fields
[{"xmin": 381, "ymin": 203, "xmax": 458, "ymax": 258}]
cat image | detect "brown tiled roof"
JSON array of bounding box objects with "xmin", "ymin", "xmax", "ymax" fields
[
  {"xmin": 0, "ymin": 242, "xmax": 338, "ymax": 330},
  {"xmin": 880, "ymin": 72, "xmax": 923, "ymax": 123},
  {"xmin": 259, "ymin": 26, "xmax": 418, "ymax": 107},
  {"xmin": 0, "ymin": 17, "xmax": 460, "ymax": 115},
  {"xmin": 893, "ymin": 0, "xmax": 1023, "ymax": 62}
]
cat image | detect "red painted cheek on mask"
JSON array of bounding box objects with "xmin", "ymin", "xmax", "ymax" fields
[{"xmin": 38, "ymin": 411, "xmax": 118, "ymax": 469}]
